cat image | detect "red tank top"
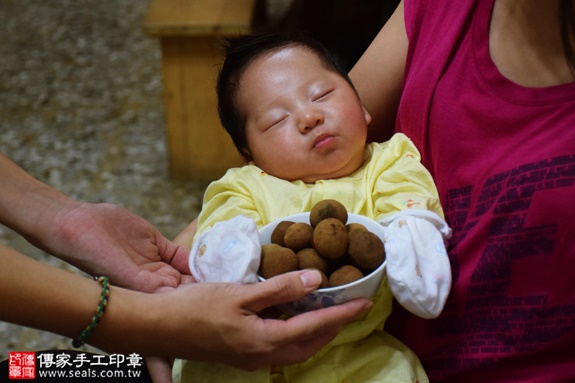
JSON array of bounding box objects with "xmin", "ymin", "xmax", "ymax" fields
[{"xmin": 390, "ymin": 0, "xmax": 575, "ymax": 382}]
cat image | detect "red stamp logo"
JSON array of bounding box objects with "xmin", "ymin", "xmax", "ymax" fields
[{"xmin": 8, "ymin": 352, "xmax": 36, "ymax": 380}]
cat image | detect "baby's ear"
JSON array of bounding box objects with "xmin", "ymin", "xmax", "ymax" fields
[
  {"xmin": 240, "ymin": 148, "xmax": 253, "ymax": 164},
  {"xmin": 362, "ymin": 106, "xmax": 372, "ymax": 125}
]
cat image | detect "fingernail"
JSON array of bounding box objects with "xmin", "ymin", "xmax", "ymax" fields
[
  {"xmin": 300, "ymin": 270, "xmax": 321, "ymax": 288},
  {"xmin": 362, "ymin": 300, "xmax": 374, "ymax": 312}
]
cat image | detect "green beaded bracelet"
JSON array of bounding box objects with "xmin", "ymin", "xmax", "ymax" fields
[{"xmin": 72, "ymin": 276, "xmax": 110, "ymax": 348}]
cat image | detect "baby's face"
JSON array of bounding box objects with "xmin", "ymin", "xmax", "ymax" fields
[{"xmin": 236, "ymin": 46, "xmax": 371, "ymax": 183}]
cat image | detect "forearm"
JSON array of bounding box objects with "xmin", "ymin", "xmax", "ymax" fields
[
  {"xmin": 0, "ymin": 242, "xmax": 104, "ymax": 339},
  {"xmin": 0, "ymin": 242, "xmax": 161, "ymax": 354},
  {"xmin": 0, "ymin": 152, "xmax": 80, "ymax": 248},
  {"xmin": 0, "ymin": 241, "xmax": 373, "ymax": 367},
  {"xmin": 349, "ymin": 0, "xmax": 407, "ymax": 141}
]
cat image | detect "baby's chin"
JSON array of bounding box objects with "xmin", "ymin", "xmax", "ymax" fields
[
  {"xmin": 298, "ymin": 163, "xmax": 365, "ymax": 183},
  {"xmin": 261, "ymin": 153, "xmax": 366, "ymax": 183},
  {"xmin": 265, "ymin": 169, "xmax": 330, "ymax": 183}
]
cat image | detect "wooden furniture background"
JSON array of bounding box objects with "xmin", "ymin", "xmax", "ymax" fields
[{"xmin": 144, "ymin": 0, "xmax": 255, "ymax": 180}]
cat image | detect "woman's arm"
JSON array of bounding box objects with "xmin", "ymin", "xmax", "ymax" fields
[
  {"xmin": 349, "ymin": 0, "xmax": 408, "ymax": 143},
  {"xmin": 0, "ymin": 242, "xmax": 371, "ymax": 368},
  {"xmin": 0, "ymin": 152, "xmax": 191, "ymax": 291},
  {"xmin": 0, "ymin": 242, "xmax": 107, "ymax": 340},
  {"xmin": 0, "ymin": 152, "xmax": 70, "ymax": 242}
]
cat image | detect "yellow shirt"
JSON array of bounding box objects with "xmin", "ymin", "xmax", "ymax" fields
[
  {"xmin": 175, "ymin": 133, "xmax": 441, "ymax": 383},
  {"xmin": 196, "ymin": 133, "xmax": 442, "ymax": 234}
]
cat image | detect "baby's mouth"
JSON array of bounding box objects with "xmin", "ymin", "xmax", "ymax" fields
[{"xmin": 313, "ymin": 134, "xmax": 336, "ymax": 150}]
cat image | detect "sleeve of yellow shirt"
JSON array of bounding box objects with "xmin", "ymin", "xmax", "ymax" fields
[
  {"xmin": 367, "ymin": 133, "xmax": 444, "ymax": 222},
  {"xmin": 194, "ymin": 167, "xmax": 263, "ymax": 240}
]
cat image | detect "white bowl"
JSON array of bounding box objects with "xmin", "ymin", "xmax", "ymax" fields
[{"xmin": 259, "ymin": 212, "xmax": 386, "ymax": 316}]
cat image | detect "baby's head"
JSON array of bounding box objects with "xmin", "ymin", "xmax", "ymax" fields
[{"xmin": 217, "ymin": 33, "xmax": 371, "ymax": 183}]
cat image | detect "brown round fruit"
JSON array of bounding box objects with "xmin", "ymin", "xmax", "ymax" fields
[
  {"xmin": 259, "ymin": 244, "xmax": 298, "ymax": 279},
  {"xmin": 318, "ymin": 270, "xmax": 330, "ymax": 288},
  {"xmin": 313, "ymin": 218, "xmax": 349, "ymax": 259},
  {"xmin": 271, "ymin": 220, "xmax": 295, "ymax": 246},
  {"xmin": 309, "ymin": 199, "xmax": 348, "ymax": 227},
  {"xmin": 346, "ymin": 222, "xmax": 368, "ymax": 235},
  {"xmin": 297, "ymin": 248, "xmax": 329, "ymax": 275},
  {"xmin": 329, "ymin": 265, "xmax": 363, "ymax": 287},
  {"xmin": 284, "ymin": 222, "xmax": 314, "ymax": 252},
  {"xmin": 348, "ymin": 230, "xmax": 385, "ymax": 272}
]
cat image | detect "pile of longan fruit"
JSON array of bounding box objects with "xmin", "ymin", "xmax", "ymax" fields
[{"xmin": 259, "ymin": 199, "xmax": 386, "ymax": 288}]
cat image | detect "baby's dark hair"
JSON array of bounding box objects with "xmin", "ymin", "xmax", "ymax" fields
[{"xmin": 217, "ymin": 32, "xmax": 355, "ymax": 160}]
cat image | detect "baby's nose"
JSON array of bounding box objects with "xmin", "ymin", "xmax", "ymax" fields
[{"xmin": 298, "ymin": 109, "xmax": 324, "ymax": 132}]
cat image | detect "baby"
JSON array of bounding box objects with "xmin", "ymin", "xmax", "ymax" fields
[{"xmin": 174, "ymin": 33, "xmax": 452, "ymax": 383}]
